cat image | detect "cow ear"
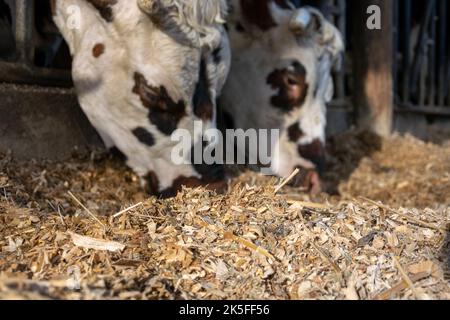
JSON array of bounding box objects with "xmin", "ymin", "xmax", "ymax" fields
[{"xmin": 137, "ymin": 0, "xmax": 159, "ymax": 19}]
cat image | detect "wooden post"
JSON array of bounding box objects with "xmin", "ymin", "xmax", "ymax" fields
[{"xmin": 351, "ymin": 0, "xmax": 394, "ymax": 136}]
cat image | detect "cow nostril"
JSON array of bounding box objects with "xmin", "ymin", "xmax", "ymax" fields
[{"xmin": 287, "ymin": 77, "xmax": 299, "ymax": 86}]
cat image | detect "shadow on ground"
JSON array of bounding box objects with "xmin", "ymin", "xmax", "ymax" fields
[{"xmin": 324, "ymin": 130, "xmax": 383, "ymax": 195}]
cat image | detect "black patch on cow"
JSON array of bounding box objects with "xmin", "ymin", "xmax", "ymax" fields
[
  {"xmin": 109, "ymin": 146, "xmax": 127, "ymax": 162},
  {"xmin": 193, "ymin": 59, "xmax": 214, "ymax": 121},
  {"xmin": 287, "ymin": 122, "xmax": 304, "ymax": 142},
  {"xmin": 132, "ymin": 127, "xmax": 155, "ymax": 147},
  {"xmin": 298, "ymin": 139, "xmax": 326, "ymax": 173},
  {"xmin": 145, "ymin": 171, "xmax": 160, "ymax": 195},
  {"xmin": 190, "ymin": 142, "xmax": 225, "ymax": 183},
  {"xmin": 221, "ymin": 110, "xmax": 235, "ymax": 129},
  {"xmin": 266, "ymin": 61, "xmax": 309, "ymax": 112},
  {"xmin": 212, "ymin": 46, "xmax": 221, "ymax": 64},
  {"xmin": 87, "ymin": 0, "xmax": 117, "ymax": 22},
  {"xmin": 132, "ymin": 72, "xmax": 186, "ymax": 136},
  {"xmin": 159, "ymin": 175, "xmax": 227, "ymax": 199}
]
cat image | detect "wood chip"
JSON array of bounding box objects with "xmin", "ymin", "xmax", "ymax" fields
[{"xmin": 69, "ymin": 231, "xmax": 125, "ymax": 252}]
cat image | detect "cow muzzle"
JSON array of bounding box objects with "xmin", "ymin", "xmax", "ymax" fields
[{"xmin": 290, "ymin": 168, "xmax": 322, "ymax": 196}]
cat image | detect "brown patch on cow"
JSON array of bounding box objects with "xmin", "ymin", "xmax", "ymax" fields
[
  {"xmin": 287, "ymin": 122, "xmax": 304, "ymax": 142},
  {"xmin": 132, "ymin": 72, "xmax": 186, "ymax": 136},
  {"xmin": 50, "ymin": 0, "xmax": 57, "ymax": 16},
  {"xmin": 298, "ymin": 139, "xmax": 326, "ymax": 173},
  {"xmin": 240, "ymin": 0, "xmax": 277, "ymax": 31},
  {"xmin": 87, "ymin": 0, "xmax": 117, "ymax": 22},
  {"xmin": 144, "ymin": 171, "xmax": 160, "ymax": 195},
  {"xmin": 92, "ymin": 43, "xmax": 105, "ymax": 58},
  {"xmin": 267, "ymin": 61, "xmax": 309, "ymax": 112},
  {"xmin": 160, "ymin": 176, "xmax": 227, "ymax": 198},
  {"xmin": 193, "ymin": 59, "xmax": 213, "ymax": 121},
  {"xmin": 239, "ymin": 0, "xmax": 290, "ymax": 31}
]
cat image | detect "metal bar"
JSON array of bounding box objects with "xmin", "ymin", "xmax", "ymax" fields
[
  {"xmin": 427, "ymin": 3, "xmax": 436, "ymax": 107},
  {"xmin": 393, "ymin": 0, "xmax": 399, "ymax": 102},
  {"xmin": 14, "ymin": 0, "xmax": 34, "ymax": 64},
  {"xmin": 335, "ymin": 0, "xmax": 346, "ymax": 99},
  {"xmin": 447, "ymin": 58, "xmax": 450, "ymax": 105},
  {"xmin": 410, "ymin": 0, "xmax": 435, "ymax": 98},
  {"xmin": 402, "ymin": 0, "xmax": 412, "ymax": 103},
  {"xmin": 395, "ymin": 104, "xmax": 450, "ymax": 116},
  {"xmin": 0, "ymin": 61, "xmax": 72, "ymax": 87},
  {"xmin": 437, "ymin": 0, "xmax": 447, "ymax": 107}
]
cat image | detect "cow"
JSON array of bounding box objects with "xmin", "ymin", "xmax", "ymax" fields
[
  {"xmin": 52, "ymin": 0, "xmax": 231, "ymax": 197},
  {"xmin": 219, "ymin": 0, "xmax": 344, "ymax": 194}
]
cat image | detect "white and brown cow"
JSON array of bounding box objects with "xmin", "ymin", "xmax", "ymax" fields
[
  {"xmin": 219, "ymin": 0, "xmax": 344, "ymax": 193},
  {"xmin": 52, "ymin": 0, "xmax": 231, "ymax": 197}
]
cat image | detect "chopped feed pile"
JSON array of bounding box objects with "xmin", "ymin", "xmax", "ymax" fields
[
  {"xmin": 0, "ymin": 133, "xmax": 449, "ymax": 300},
  {"xmin": 325, "ymin": 132, "xmax": 450, "ymax": 208}
]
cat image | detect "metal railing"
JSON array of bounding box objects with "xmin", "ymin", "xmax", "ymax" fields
[
  {"xmin": 1, "ymin": 0, "xmax": 448, "ymax": 116},
  {"xmin": 394, "ymin": 0, "xmax": 450, "ymax": 115},
  {"xmin": 0, "ymin": 0, "xmax": 72, "ymax": 87}
]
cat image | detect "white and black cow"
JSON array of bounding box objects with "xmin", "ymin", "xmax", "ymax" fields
[
  {"xmin": 52, "ymin": 0, "xmax": 231, "ymax": 197},
  {"xmin": 219, "ymin": 0, "xmax": 344, "ymax": 193}
]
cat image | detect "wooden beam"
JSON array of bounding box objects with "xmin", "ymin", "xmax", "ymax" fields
[{"xmin": 351, "ymin": 0, "xmax": 394, "ymax": 136}]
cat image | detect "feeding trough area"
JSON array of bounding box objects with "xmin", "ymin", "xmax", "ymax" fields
[
  {"xmin": 0, "ymin": 0, "xmax": 449, "ymax": 301},
  {"xmin": 0, "ymin": 133, "xmax": 449, "ymax": 300}
]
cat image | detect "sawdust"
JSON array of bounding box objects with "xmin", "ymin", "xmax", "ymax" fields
[{"xmin": 0, "ymin": 133, "xmax": 449, "ymax": 300}]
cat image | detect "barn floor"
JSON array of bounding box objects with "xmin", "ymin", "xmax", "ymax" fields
[{"xmin": 0, "ymin": 132, "xmax": 449, "ymax": 300}]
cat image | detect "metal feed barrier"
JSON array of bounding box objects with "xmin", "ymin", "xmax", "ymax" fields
[
  {"xmin": 0, "ymin": 0, "xmax": 72, "ymax": 87},
  {"xmin": 1, "ymin": 0, "xmax": 449, "ymax": 116},
  {"xmin": 394, "ymin": 0, "xmax": 450, "ymax": 116}
]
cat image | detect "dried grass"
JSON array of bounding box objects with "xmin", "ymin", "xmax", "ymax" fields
[{"xmin": 0, "ymin": 133, "xmax": 449, "ymax": 300}]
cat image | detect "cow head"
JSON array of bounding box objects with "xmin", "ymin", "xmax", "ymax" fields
[
  {"xmin": 220, "ymin": 0, "xmax": 344, "ymax": 193},
  {"xmin": 52, "ymin": 0, "xmax": 230, "ymax": 197}
]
